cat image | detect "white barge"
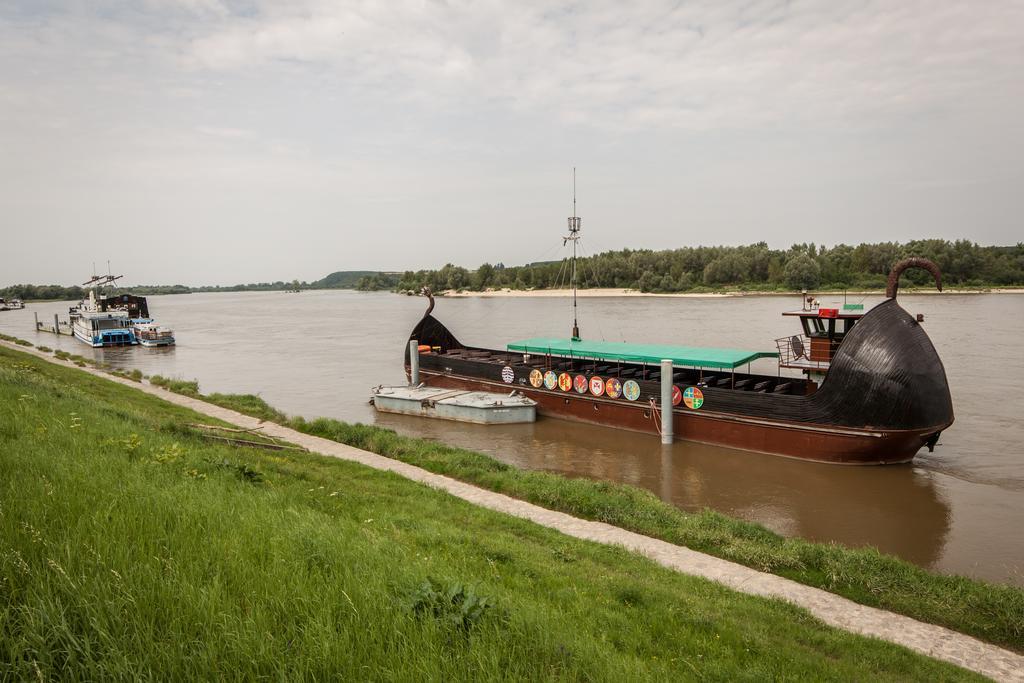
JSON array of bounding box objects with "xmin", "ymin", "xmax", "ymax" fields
[{"xmin": 371, "ymin": 386, "xmax": 537, "ymax": 425}]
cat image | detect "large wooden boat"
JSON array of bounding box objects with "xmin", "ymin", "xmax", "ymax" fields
[
  {"xmin": 402, "ymin": 195, "xmax": 952, "ymax": 463},
  {"xmin": 405, "ymin": 261, "xmax": 953, "ymax": 465}
]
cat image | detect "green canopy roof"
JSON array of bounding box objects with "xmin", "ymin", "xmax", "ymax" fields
[{"xmin": 506, "ymin": 337, "xmax": 778, "ymax": 370}]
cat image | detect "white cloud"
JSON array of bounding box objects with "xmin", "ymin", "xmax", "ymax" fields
[
  {"xmin": 0, "ymin": 1, "xmax": 1022, "ymax": 284},
  {"xmin": 174, "ymin": 0, "xmax": 1024, "ymax": 130}
]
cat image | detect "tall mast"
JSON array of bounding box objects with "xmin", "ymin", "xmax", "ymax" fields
[{"xmin": 564, "ymin": 168, "xmax": 582, "ymax": 340}]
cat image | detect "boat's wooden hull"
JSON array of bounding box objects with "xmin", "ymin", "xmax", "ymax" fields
[{"xmin": 416, "ymin": 370, "xmax": 937, "ymax": 465}]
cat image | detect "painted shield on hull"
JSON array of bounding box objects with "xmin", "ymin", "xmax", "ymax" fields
[
  {"xmin": 574, "ymin": 375, "xmax": 588, "ymax": 394},
  {"xmin": 558, "ymin": 372, "xmax": 573, "ymax": 392},
  {"xmin": 544, "ymin": 371, "xmax": 558, "ymax": 390},
  {"xmin": 672, "ymin": 385, "xmax": 682, "ymax": 406},
  {"xmin": 623, "ymin": 380, "xmax": 641, "ymax": 401},
  {"xmin": 605, "ymin": 377, "xmax": 622, "ymax": 398},
  {"xmin": 501, "ymin": 366, "xmax": 514, "ymax": 384},
  {"xmin": 529, "ymin": 369, "xmax": 544, "ymax": 388},
  {"xmin": 590, "ymin": 376, "xmax": 605, "ymax": 396},
  {"xmin": 683, "ymin": 386, "xmax": 704, "ymax": 409}
]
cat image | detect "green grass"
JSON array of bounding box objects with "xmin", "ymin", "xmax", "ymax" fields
[
  {"xmin": 149, "ymin": 374, "xmax": 199, "ymax": 396},
  {"xmin": 0, "ymin": 333, "xmax": 32, "ymax": 347},
  {"xmin": 0, "ymin": 346, "xmax": 984, "ymax": 680},
  {"xmin": 192, "ymin": 387, "xmax": 1024, "ymax": 653},
  {"xmin": 108, "ymin": 368, "xmax": 144, "ymax": 383},
  {"xmin": 205, "ymin": 392, "xmax": 289, "ymax": 423}
]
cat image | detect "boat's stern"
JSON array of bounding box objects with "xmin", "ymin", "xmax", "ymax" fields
[{"xmin": 811, "ymin": 259, "xmax": 954, "ymax": 450}]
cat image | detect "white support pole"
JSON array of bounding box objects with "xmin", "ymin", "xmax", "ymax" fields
[
  {"xmin": 660, "ymin": 359, "xmax": 673, "ymax": 445},
  {"xmin": 409, "ymin": 339, "xmax": 420, "ymax": 386}
]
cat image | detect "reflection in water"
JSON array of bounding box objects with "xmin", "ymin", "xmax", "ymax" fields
[
  {"xmin": 376, "ymin": 411, "xmax": 952, "ymax": 569},
  {"xmin": 2, "ymin": 290, "xmax": 1021, "ymax": 585}
]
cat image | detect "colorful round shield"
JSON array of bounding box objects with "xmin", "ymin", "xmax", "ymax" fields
[
  {"xmin": 623, "ymin": 379, "xmax": 641, "ymax": 401},
  {"xmin": 573, "ymin": 375, "xmax": 588, "ymax": 394},
  {"xmin": 671, "ymin": 385, "xmax": 682, "ymax": 406},
  {"xmin": 501, "ymin": 366, "xmax": 514, "ymax": 384},
  {"xmin": 558, "ymin": 372, "xmax": 573, "ymax": 392},
  {"xmin": 605, "ymin": 377, "xmax": 622, "ymax": 399},
  {"xmin": 543, "ymin": 370, "xmax": 558, "ymax": 390},
  {"xmin": 529, "ymin": 369, "xmax": 544, "ymax": 388},
  {"xmin": 589, "ymin": 376, "xmax": 605, "ymax": 396},
  {"xmin": 683, "ymin": 386, "xmax": 704, "ymax": 409}
]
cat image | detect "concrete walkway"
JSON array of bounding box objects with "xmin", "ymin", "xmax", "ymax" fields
[{"xmin": 5, "ymin": 341, "xmax": 1023, "ymax": 682}]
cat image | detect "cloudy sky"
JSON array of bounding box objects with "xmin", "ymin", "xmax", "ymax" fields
[{"xmin": 1, "ymin": 1, "xmax": 1022, "ymax": 286}]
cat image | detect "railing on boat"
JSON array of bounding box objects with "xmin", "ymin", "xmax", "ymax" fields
[{"xmin": 774, "ymin": 334, "xmax": 834, "ymax": 372}]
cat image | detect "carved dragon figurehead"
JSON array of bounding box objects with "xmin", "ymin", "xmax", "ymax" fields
[{"xmin": 421, "ymin": 286, "xmax": 434, "ymax": 317}]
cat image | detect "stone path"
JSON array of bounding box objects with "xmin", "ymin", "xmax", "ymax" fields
[{"xmin": 5, "ymin": 341, "xmax": 1023, "ymax": 682}]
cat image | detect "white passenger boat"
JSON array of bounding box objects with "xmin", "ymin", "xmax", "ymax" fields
[{"xmin": 70, "ymin": 291, "xmax": 137, "ymax": 347}]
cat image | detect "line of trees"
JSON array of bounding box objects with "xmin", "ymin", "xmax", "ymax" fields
[
  {"xmin": 7, "ymin": 240, "xmax": 1021, "ymax": 301},
  {"xmin": 385, "ymin": 240, "xmax": 1024, "ymax": 293},
  {"xmin": 0, "ymin": 280, "xmax": 312, "ymax": 301}
]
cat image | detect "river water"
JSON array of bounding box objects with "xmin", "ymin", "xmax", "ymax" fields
[{"xmin": 4, "ymin": 291, "xmax": 1022, "ymax": 586}]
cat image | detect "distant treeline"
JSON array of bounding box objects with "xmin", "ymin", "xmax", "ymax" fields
[
  {"xmin": 0, "ymin": 281, "xmax": 310, "ymax": 302},
  {"xmin": 0, "ymin": 272, "xmax": 399, "ymax": 302},
  {"xmin": 7, "ymin": 242, "xmax": 1022, "ymax": 301},
  {"xmin": 376, "ymin": 240, "xmax": 1024, "ymax": 294}
]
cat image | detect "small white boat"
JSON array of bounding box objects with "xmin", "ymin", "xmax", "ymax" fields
[
  {"xmin": 132, "ymin": 320, "xmax": 175, "ymax": 347},
  {"xmin": 0, "ymin": 298, "xmax": 24, "ymax": 311}
]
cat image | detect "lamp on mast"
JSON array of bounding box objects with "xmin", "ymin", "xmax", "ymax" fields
[{"xmin": 564, "ymin": 168, "xmax": 582, "ymax": 340}]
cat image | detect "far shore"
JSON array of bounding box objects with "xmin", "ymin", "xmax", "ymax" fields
[{"xmin": 439, "ymin": 286, "xmax": 1024, "ymax": 299}]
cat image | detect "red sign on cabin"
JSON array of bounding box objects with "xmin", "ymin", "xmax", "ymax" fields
[{"xmin": 818, "ymin": 308, "xmax": 839, "ymax": 318}]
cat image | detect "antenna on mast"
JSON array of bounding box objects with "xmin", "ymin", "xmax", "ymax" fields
[
  {"xmin": 82, "ymin": 261, "xmax": 123, "ymax": 289},
  {"xmin": 564, "ymin": 168, "xmax": 582, "ymax": 340}
]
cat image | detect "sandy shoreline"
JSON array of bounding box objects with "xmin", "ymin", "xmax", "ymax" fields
[{"xmin": 439, "ymin": 287, "xmax": 1024, "ymax": 299}]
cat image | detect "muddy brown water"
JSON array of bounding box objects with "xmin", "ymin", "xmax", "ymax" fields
[{"xmin": 5, "ymin": 291, "xmax": 1023, "ymax": 586}]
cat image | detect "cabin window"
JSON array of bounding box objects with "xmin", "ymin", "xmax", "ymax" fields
[{"xmin": 803, "ymin": 317, "xmax": 827, "ymax": 337}]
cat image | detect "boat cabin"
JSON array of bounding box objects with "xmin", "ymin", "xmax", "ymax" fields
[
  {"xmin": 776, "ymin": 303, "xmax": 865, "ymax": 373},
  {"xmin": 98, "ymin": 293, "xmax": 150, "ymax": 319},
  {"xmin": 74, "ymin": 311, "xmax": 136, "ymax": 346}
]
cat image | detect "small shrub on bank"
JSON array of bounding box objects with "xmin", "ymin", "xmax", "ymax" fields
[{"xmin": 408, "ymin": 578, "xmax": 496, "ymax": 633}]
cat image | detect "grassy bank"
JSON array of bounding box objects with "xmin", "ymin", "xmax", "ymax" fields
[
  {"xmin": 6, "ymin": 338, "xmax": 1024, "ymax": 654},
  {"xmin": 0, "ymin": 348, "xmax": 984, "ymax": 679},
  {"xmin": 197, "ymin": 395, "xmax": 1024, "ymax": 653}
]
